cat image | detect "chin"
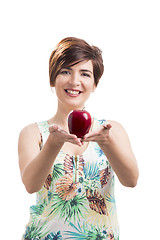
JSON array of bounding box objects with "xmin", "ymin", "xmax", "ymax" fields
[
  {"xmin": 70, "ymin": 104, "xmax": 84, "ymax": 111},
  {"xmin": 64, "ymin": 100, "xmax": 85, "ymax": 110}
]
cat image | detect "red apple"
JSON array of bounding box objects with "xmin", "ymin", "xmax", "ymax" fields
[{"xmin": 68, "ymin": 110, "xmax": 92, "ymax": 138}]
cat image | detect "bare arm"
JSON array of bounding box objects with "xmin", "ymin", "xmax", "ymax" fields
[
  {"xmin": 18, "ymin": 124, "xmax": 81, "ymax": 194},
  {"xmin": 83, "ymin": 121, "xmax": 139, "ymax": 187}
]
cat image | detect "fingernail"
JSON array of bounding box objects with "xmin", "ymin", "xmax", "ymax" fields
[
  {"xmin": 103, "ymin": 123, "xmax": 112, "ymax": 129},
  {"xmin": 107, "ymin": 124, "xmax": 112, "ymax": 129}
]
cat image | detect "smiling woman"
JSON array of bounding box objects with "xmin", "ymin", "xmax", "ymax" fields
[
  {"xmin": 54, "ymin": 60, "xmax": 96, "ymax": 111},
  {"xmin": 18, "ymin": 37, "xmax": 138, "ymax": 240},
  {"xmin": 49, "ymin": 37, "xmax": 104, "ymax": 87}
]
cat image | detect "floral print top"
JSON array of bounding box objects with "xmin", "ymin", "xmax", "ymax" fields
[{"xmin": 22, "ymin": 118, "xmax": 119, "ymax": 240}]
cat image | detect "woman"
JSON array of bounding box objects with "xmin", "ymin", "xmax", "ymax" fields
[{"xmin": 18, "ymin": 37, "xmax": 139, "ymax": 240}]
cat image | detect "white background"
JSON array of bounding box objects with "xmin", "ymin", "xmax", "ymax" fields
[{"xmin": 1, "ymin": 0, "xmax": 160, "ymax": 239}]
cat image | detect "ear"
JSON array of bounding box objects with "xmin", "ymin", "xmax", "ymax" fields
[{"xmin": 50, "ymin": 85, "xmax": 56, "ymax": 94}]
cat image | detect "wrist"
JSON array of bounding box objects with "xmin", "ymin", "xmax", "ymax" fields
[
  {"xmin": 97, "ymin": 131, "xmax": 114, "ymax": 148},
  {"xmin": 47, "ymin": 134, "xmax": 64, "ymax": 148}
]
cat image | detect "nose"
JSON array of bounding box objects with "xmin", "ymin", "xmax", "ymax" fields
[{"xmin": 68, "ymin": 72, "xmax": 80, "ymax": 86}]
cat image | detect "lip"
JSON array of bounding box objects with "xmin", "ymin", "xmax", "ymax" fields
[
  {"xmin": 64, "ymin": 88, "xmax": 83, "ymax": 97},
  {"xmin": 65, "ymin": 88, "xmax": 83, "ymax": 92}
]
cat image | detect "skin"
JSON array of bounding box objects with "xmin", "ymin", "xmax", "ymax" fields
[{"xmin": 18, "ymin": 60, "xmax": 139, "ymax": 194}]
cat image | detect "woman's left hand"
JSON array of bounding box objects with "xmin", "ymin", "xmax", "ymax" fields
[
  {"xmin": 82, "ymin": 120, "xmax": 139, "ymax": 188},
  {"xmin": 82, "ymin": 122, "xmax": 112, "ymax": 145}
]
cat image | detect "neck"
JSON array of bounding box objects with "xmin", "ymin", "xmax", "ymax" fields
[{"xmin": 54, "ymin": 109, "xmax": 70, "ymax": 130}]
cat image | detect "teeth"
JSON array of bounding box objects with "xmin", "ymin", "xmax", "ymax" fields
[{"xmin": 66, "ymin": 90, "xmax": 80, "ymax": 94}]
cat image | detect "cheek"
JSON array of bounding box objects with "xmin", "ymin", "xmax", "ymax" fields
[
  {"xmin": 54, "ymin": 80, "xmax": 63, "ymax": 95},
  {"xmin": 54, "ymin": 77, "xmax": 65, "ymax": 90},
  {"xmin": 85, "ymin": 81, "xmax": 96, "ymax": 92}
]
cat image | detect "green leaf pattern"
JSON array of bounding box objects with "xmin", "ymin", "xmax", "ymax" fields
[{"xmin": 22, "ymin": 119, "xmax": 119, "ymax": 240}]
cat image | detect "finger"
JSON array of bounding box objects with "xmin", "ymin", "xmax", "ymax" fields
[
  {"xmin": 83, "ymin": 133, "xmax": 99, "ymax": 142},
  {"xmin": 70, "ymin": 138, "xmax": 83, "ymax": 146},
  {"xmin": 102, "ymin": 122, "xmax": 112, "ymax": 130},
  {"xmin": 82, "ymin": 137, "xmax": 96, "ymax": 142},
  {"xmin": 72, "ymin": 136, "xmax": 83, "ymax": 146},
  {"xmin": 76, "ymin": 140, "xmax": 83, "ymax": 146},
  {"xmin": 79, "ymin": 139, "xmax": 84, "ymax": 145},
  {"xmin": 49, "ymin": 124, "xmax": 58, "ymax": 133},
  {"xmin": 67, "ymin": 133, "xmax": 78, "ymax": 140},
  {"xmin": 83, "ymin": 131, "xmax": 99, "ymax": 140},
  {"xmin": 65, "ymin": 134, "xmax": 82, "ymax": 146}
]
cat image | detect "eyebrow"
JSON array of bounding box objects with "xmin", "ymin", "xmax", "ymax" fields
[
  {"xmin": 80, "ymin": 69, "xmax": 93, "ymax": 74},
  {"xmin": 63, "ymin": 67, "xmax": 93, "ymax": 74}
]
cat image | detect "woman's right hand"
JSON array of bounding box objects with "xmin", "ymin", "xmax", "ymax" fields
[
  {"xmin": 49, "ymin": 124, "xmax": 82, "ymax": 147},
  {"xmin": 18, "ymin": 123, "xmax": 82, "ymax": 194}
]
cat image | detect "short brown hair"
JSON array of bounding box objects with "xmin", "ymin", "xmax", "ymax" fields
[{"xmin": 49, "ymin": 37, "xmax": 104, "ymax": 87}]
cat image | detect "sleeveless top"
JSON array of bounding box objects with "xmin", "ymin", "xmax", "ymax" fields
[{"xmin": 22, "ymin": 118, "xmax": 119, "ymax": 240}]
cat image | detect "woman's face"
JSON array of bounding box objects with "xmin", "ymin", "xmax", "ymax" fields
[{"xmin": 54, "ymin": 60, "xmax": 96, "ymax": 111}]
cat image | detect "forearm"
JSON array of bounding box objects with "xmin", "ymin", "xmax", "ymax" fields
[
  {"xmin": 98, "ymin": 133, "xmax": 139, "ymax": 187},
  {"xmin": 22, "ymin": 135, "xmax": 63, "ymax": 193}
]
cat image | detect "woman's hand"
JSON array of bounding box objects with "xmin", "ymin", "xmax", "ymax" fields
[
  {"xmin": 83, "ymin": 120, "xmax": 139, "ymax": 187},
  {"xmin": 49, "ymin": 124, "xmax": 82, "ymax": 147},
  {"xmin": 82, "ymin": 122, "xmax": 112, "ymax": 145}
]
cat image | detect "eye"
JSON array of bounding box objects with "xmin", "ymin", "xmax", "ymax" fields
[
  {"xmin": 60, "ymin": 70, "xmax": 70, "ymax": 75},
  {"xmin": 81, "ymin": 72, "xmax": 91, "ymax": 78}
]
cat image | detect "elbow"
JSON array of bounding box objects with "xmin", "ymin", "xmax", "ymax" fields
[
  {"xmin": 121, "ymin": 172, "xmax": 139, "ymax": 188},
  {"xmin": 22, "ymin": 173, "xmax": 41, "ymax": 194},
  {"xmin": 24, "ymin": 180, "xmax": 43, "ymax": 194},
  {"xmin": 24, "ymin": 183, "xmax": 42, "ymax": 194},
  {"xmin": 125, "ymin": 165, "xmax": 139, "ymax": 188},
  {"xmin": 22, "ymin": 173, "xmax": 35, "ymax": 194},
  {"xmin": 131, "ymin": 169, "xmax": 139, "ymax": 187},
  {"xmin": 126, "ymin": 180, "xmax": 138, "ymax": 188},
  {"xmin": 25, "ymin": 185, "xmax": 36, "ymax": 194},
  {"xmin": 128, "ymin": 176, "xmax": 139, "ymax": 188},
  {"xmin": 23, "ymin": 179, "xmax": 37, "ymax": 194},
  {"xmin": 122, "ymin": 180, "xmax": 138, "ymax": 188}
]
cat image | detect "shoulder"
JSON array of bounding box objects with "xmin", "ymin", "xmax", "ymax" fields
[
  {"xmin": 95, "ymin": 118, "xmax": 123, "ymax": 130},
  {"xmin": 109, "ymin": 120, "xmax": 131, "ymax": 144},
  {"xmin": 109, "ymin": 120, "xmax": 125, "ymax": 130},
  {"xmin": 18, "ymin": 122, "xmax": 41, "ymax": 144}
]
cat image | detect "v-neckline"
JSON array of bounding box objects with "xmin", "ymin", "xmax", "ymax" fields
[{"xmin": 59, "ymin": 141, "xmax": 91, "ymax": 157}]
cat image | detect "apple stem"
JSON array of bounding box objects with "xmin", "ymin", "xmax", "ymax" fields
[{"xmin": 82, "ymin": 107, "xmax": 86, "ymax": 110}]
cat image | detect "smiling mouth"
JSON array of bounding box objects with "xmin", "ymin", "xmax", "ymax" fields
[{"xmin": 65, "ymin": 89, "xmax": 82, "ymax": 95}]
